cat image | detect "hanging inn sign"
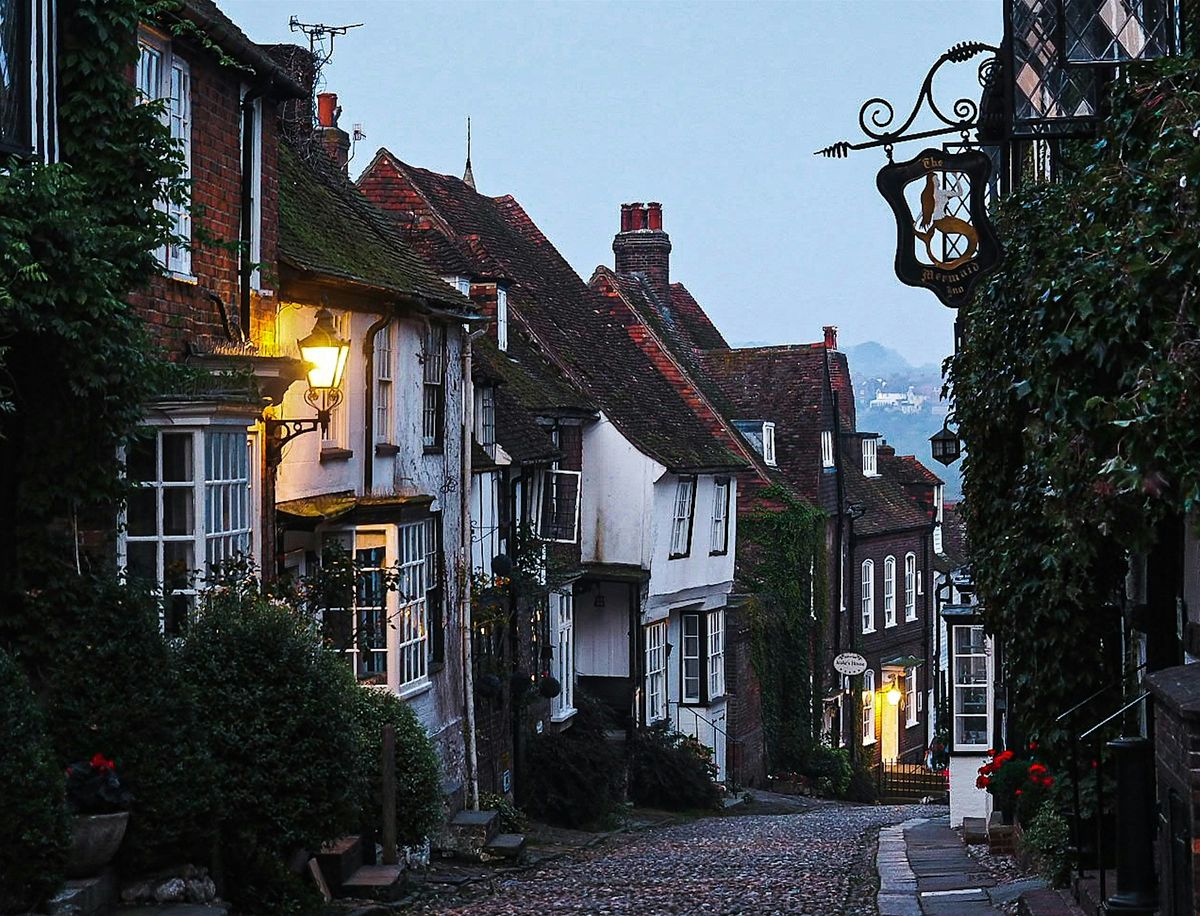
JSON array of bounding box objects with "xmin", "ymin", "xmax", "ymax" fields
[
  {"xmin": 816, "ymin": 41, "xmax": 1005, "ymax": 309},
  {"xmin": 877, "ymin": 147, "xmax": 1000, "ymax": 308}
]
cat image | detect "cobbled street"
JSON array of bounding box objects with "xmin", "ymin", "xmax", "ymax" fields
[{"xmin": 418, "ymin": 802, "xmax": 943, "ymax": 915}]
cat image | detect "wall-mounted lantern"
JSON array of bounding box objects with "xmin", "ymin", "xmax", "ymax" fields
[
  {"xmin": 885, "ymin": 678, "xmax": 904, "ymax": 707},
  {"xmin": 265, "ymin": 308, "xmax": 351, "ymax": 466},
  {"xmin": 930, "ymin": 422, "xmax": 963, "ymax": 466}
]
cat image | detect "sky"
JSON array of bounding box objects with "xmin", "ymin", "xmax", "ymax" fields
[{"xmin": 222, "ymin": 0, "xmax": 1000, "ymax": 367}]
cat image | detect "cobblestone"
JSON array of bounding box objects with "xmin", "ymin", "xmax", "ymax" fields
[{"xmin": 416, "ymin": 802, "xmax": 944, "ymax": 914}]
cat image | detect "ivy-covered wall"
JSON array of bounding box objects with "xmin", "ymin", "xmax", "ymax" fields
[
  {"xmin": 948, "ymin": 54, "xmax": 1200, "ymax": 737},
  {"xmin": 737, "ymin": 487, "xmax": 828, "ymax": 772}
]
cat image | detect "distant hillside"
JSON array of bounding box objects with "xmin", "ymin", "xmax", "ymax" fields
[{"xmin": 845, "ymin": 341, "xmax": 938, "ymax": 378}]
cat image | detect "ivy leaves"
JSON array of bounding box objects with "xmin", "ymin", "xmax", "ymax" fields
[{"xmin": 949, "ymin": 58, "xmax": 1200, "ymax": 732}]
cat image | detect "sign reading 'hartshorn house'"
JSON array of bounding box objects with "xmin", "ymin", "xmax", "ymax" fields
[{"xmin": 876, "ymin": 147, "xmax": 1001, "ymax": 309}]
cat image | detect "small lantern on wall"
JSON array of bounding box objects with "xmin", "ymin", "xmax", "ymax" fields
[
  {"xmin": 297, "ymin": 308, "xmax": 351, "ymax": 436},
  {"xmin": 930, "ymin": 422, "xmax": 963, "ymax": 466},
  {"xmin": 885, "ymin": 679, "xmax": 903, "ymax": 707}
]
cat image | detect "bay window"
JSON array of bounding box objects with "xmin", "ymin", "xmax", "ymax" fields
[
  {"xmin": 322, "ymin": 531, "xmax": 388, "ymax": 685},
  {"xmin": 397, "ymin": 519, "xmax": 431, "ymax": 690},
  {"xmin": 682, "ymin": 613, "xmax": 702, "ymax": 704},
  {"xmin": 953, "ymin": 625, "xmax": 989, "ymax": 749},
  {"xmin": 680, "ymin": 608, "xmax": 727, "ymax": 705},
  {"xmin": 707, "ymin": 608, "xmax": 725, "ymax": 699},
  {"xmin": 123, "ymin": 425, "xmax": 253, "ymax": 634}
]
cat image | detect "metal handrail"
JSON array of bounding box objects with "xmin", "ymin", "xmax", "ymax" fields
[
  {"xmin": 676, "ymin": 704, "xmax": 742, "ymax": 745},
  {"xmin": 1079, "ymin": 692, "xmax": 1149, "ymax": 741},
  {"xmin": 1054, "ymin": 663, "xmax": 1147, "ymax": 724}
]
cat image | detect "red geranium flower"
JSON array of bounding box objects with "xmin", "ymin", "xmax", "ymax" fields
[
  {"xmin": 1043, "ymin": 777, "xmax": 1054, "ymax": 787},
  {"xmin": 1028, "ymin": 741, "xmax": 1038, "ymax": 751},
  {"xmin": 90, "ymin": 753, "xmax": 115, "ymax": 772},
  {"xmin": 1015, "ymin": 789, "xmax": 1023, "ymax": 796},
  {"xmin": 1029, "ymin": 763, "xmax": 1048, "ymax": 776}
]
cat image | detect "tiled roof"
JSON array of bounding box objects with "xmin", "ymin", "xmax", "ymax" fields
[
  {"xmin": 940, "ymin": 502, "xmax": 968, "ymax": 570},
  {"xmin": 277, "ymin": 143, "xmax": 474, "ymax": 309},
  {"xmin": 669, "ymin": 283, "xmax": 730, "ymax": 351},
  {"xmin": 176, "ymin": 1, "xmax": 305, "ymax": 97},
  {"xmin": 844, "ymin": 458, "xmax": 933, "ymax": 537},
  {"xmin": 473, "ymin": 335, "xmax": 594, "ymax": 417},
  {"xmin": 701, "ymin": 345, "xmax": 853, "ymax": 503},
  {"xmin": 494, "ymin": 386, "xmax": 560, "ymax": 466},
  {"xmin": 359, "ymin": 151, "xmax": 742, "ymax": 473},
  {"xmin": 881, "ymin": 451, "xmax": 944, "ymax": 487}
]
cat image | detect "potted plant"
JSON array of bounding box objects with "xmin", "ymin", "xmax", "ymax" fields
[{"xmin": 63, "ymin": 753, "xmax": 133, "ymax": 878}]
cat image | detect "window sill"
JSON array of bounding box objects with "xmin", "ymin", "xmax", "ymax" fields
[
  {"xmin": 862, "ymin": 737, "xmax": 876, "ymax": 746},
  {"xmin": 320, "ymin": 447, "xmax": 354, "ymax": 463},
  {"xmin": 375, "ymin": 443, "xmax": 400, "ymax": 457},
  {"xmin": 668, "ymin": 552, "xmax": 691, "ymax": 561},
  {"xmin": 396, "ymin": 680, "xmax": 433, "ymax": 701},
  {"xmin": 709, "ymin": 549, "xmax": 728, "ymax": 557},
  {"xmin": 423, "ymin": 444, "xmax": 444, "ymax": 456},
  {"xmin": 164, "ymin": 270, "xmax": 198, "ymax": 285},
  {"xmin": 906, "ymin": 720, "xmax": 921, "ymax": 729},
  {"xmin": 884, "ymin": 620, "xmax": 897, "ymax": 629},
  {"xmin": 862, "ymin": 627, "xmax": 876, "ymax": 635},
  {"xmin": 549, "ymin": 707, "xmax": 577, "ymax": 724},
  {"xmin": 904, "ymin": 615, "xmax": 918, "ymax": 623}
]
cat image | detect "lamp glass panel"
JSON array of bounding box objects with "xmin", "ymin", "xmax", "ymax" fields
[
  {"xmin": 302, "ymin": 342, "xmax": 348, "ymax": 390},
  {"xmin": 1063, "ymin": 0, "xmax": 1174, "ymax": 64}
]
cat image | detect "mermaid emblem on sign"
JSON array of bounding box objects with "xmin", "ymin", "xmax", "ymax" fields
[{"xmin": 876, "ymin": 147, "xmax": 1001, "ymax": 309}]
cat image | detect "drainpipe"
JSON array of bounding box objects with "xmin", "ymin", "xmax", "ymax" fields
[
  {"xmin": 461, "ymin": 327, "xmax": 486, "ymax": 811},
  {"xmin": 362, "ymin": 314, "xmax": 393, "ymax": 495}
]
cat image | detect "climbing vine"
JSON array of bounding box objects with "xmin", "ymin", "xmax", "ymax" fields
[
  {"xmin": 948, "ymin": 54, "xmax": 1200, "ymax": 736},
  {"xmin": 738, "ymin": 486, "xmax": 827, "ymax": 772}
]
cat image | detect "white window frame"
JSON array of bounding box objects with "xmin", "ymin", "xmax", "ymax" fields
[
  {"xmin": 953, "ymin": 625, "xmax": 990, "ymax": 750},
  {"xmin": 762, "ymin": 421, "xmax": 777, "ymax": 466},
  {"xmin": 905, "ymin": 666, "xmax": 919, "ymax": 728},
  {"xmin": 883, "ymin": 555, "xmax": 897, "ymax": 628},
  {"xmin": 670, "ymin": 477, "xmax": 696, "ymax": 558},
  {"xmin": 710, "ymin": 478, "xmax": 730, "ymax": 554},
  {"xmin": 374, "ymin": 323, "xmax": 393, "ymax": 443},
  {"xmin": 240, "ymin": 87, "xmax": 263, "ymax": 290},
  {"xmin": 550, "ymin": 590, "xmax": 575, "ymax": 721},
  {"xmin": 681, "ymin": 612, "xmax": 702, "ymax": 705},
  {"xmin": 529, "ymin": 467, "xmax": 582, "ymax": 544},
  {"xmin": 422, "ymin": 324, "xmax": 445, "ymax": 449},
  {"xmin": 645, "ymin": 620, "xmax": 667, "ymax": 723},
  {"xmin": 861, "ymin": 558, "xmax": 875, "ymax": 633},
  {"xmin": 707, "ymin": 607, "xmax": 725, "ymax": 700},
  {"xmin": 137, "ymin": 31, "xmax": 191, "ymax": 277},
  {"xmin": 821, "ymin": 430, "xmax": 834, "ymax": 468},
  {"xmin": 323, "ymin": 530, "xmax": 389, "ymax": 685},
  {"xmin": 121, "ymin": 424, "xmax": 254, "ymax": 634},
  {"xmin": 322, "ymin": 312, "xmax": 350, "ymax": 450},
  {"xmin": 397, "ymin": 520, "xmax": 431, "ymax": 692},
  {"xmin": 863, "ymin": 437, "xmax": 878, "ymax": 476},
  {"xmin": 862, "ymin": 668, "xmax": 876, "ymax": 745},
  {"xmin": 497, "ymin": 285, "xmax": 509, "ymax": 351},
  {"xmin": 904, "ymin": 552, "xmax": 917, "ymax": 621}
]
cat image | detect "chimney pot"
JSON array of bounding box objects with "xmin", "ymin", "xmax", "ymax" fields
[
  {"xmin": 823, "ymin": 325, "xmax": 838, "ymax": 350},
  {"xmin": 620, "ymin": 203, "xmax": 634, "ymax": 233},
  {"xmin": 629, "ymin": 203, "xmax": 646, "ymax": 231},
  {"xmin": 646, "ymin": 202, "xmax": 663, "ymax": 231},
  {"xmin": 317, "ymin": 92, "xmax": 339, "ymax": 128}
]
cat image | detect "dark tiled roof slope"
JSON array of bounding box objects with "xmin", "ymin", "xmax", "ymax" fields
[
  {"xmin": 278, "ymin": 143, "xmax": 473, "ymax": 309},
  {"xmin": 844, "ymin": 450, "xmax": 933, "ymax": 537},
  {"xmin": 179, "ymin": 1, "xmax": 305, "ymax": 96},
  {"xmin": 359, "ymin": 152, "xmax": 742, "ymax": 473},
  {"xmin": 493, "ymin": 386, "xmax": 560, "ymax": 466},
  {"xmin": 473, "ymin": 333, "xmax": 594, "ymax": 417},
  {"xmin": 669, "ymin": 283, "xmax": 730, "ymax": 351},
  {"xmin": 941, "ymin": 503, "xmax": 968, "ymax": 570},
  {"xmin": 701, "ymin": 345, "xmax": 853, "ymax": 503},
  {"xmin": 881, "ymin": 451, "xmax": 944, "ymax": 487}
]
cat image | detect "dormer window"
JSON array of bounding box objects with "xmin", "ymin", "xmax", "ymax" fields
[
  {"xmin": 763, "ymin": 422, "xmax": 777, "ymax": 466},
  {"xmin": 443, "ymin": 276, "xmax": 471, "ymax": 296},
  {"xmin": 862, "ymin": 437, "xmax": 878, "ymax": 476},
  {"xmin": 821, "ymin": 430, "xmax": 834, "ymax": 469},
  {"xmin": 497, "ymin": 285, "xmax": 508, "ymax": 351}
]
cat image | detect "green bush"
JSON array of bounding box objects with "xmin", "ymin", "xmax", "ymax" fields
[
  {"xmin": 352, "ymin": 688, "xmax": 443, "ymax": 848},
  {"xmin": 805, "ymin": 746, "xmax": 852, "ymax": 797},
  {"xmin": 1022, "ymin": 804, "xmax": 1071, "ymax": 887},
  {"xmin": 629, "ymin": 722, "xmax": 722, "ymax": 812},
  {"xmin": 522, "ymin": 695, "xmax": 624, "ymax": 827},
  {"xmin": 844, "ymin": 759, "xmax": 878, "ymax": 804},
  {"xmin": 177, "ymin": 589, "xmax": 363, "ymax": 907},
  {"xmin": 0, "ymin": 648, "xmax": 70, "ymax": 913},
  {"xmin": 11, "ymin": 573, "xmax": 217, "ymax": 874},
  {"xmin": 479, "ymin": 793, "xmax": 528, "ymax": 834}
]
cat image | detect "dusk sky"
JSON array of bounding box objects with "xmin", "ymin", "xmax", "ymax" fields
[{"xmin": 223, "ymin": 0, "xmax": 1000, "ymax": 367}]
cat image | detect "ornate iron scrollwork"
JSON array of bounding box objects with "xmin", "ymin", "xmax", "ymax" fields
[{"xmin": 816, "ymin": 42, "xmax": 1001, "ymax": 158}]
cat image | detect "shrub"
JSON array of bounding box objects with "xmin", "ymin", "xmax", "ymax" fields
[
  {"xmin": 1022, "ymin": 804, "xmax": 1071, "ymax": 887},
  {"xmin": 12, "ymin": 573, "xmax": 217, "ymax": 874},
  {"xmin": 805, "ymin": 746, "xmax": 852, "ymax": 797},
  {"xmin": 977, "ymin": 747, "xmax": 1054, "ymax": 823},
  {"xmin": 479, "ymin": 793, "xmax": 528, "ymax": 834},
  {"xmin": 352, "ymin": 688, "xmax": 443, "ymax": 848},
  {"xmin": 177, "ymin": 589, "xmax": 363, "ymax": 907},
  {"xmin": 628, "ymin": 722, "xmax": 722, "ymax": 812},
  {"xmin": 0, "ymin": 648, "xmax": 70, "ymax": 914},
  {"xmin": 844, "ymin": 759, "xmax": 878, "ymax": 804},
  {"xmin": 522, "ymin": 695, "xmax": 624, "ymax": 827}
]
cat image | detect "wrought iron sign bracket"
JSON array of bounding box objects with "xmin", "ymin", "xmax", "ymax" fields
[
  {"xmin": 815, "ymin": 41, "xmax": 1000, "ymax": 159},
  {"xmin": 265, "ymin": 416, "xmax": 325, "ymax": 465}
]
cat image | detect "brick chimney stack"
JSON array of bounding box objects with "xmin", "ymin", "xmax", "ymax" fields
[
  {"xmin": 316, "ymin": 92, "xmax": 351, "ymax": 173},
  {"xmin": 613, "ymin": 201, "xmax": 672, "ymax": 304},
  {"xmin": 823, "ymin": 325, "xmax": 838, "ymax": 350}
]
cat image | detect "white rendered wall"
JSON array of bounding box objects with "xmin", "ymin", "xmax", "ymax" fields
[
  {"xmin": 576, "ymin": 581, "xmax": 632, "ymax": 678},
  {"xmin": 647, "ymin": 473, "xmax": 736, "ymax": 606},
  {"xmin": 949, "ymin": 754, "xmax": 992, "ymax": 827},
  {"xmin": 580, "ymin": 413, "xmax": 657, "ymax": 569}
]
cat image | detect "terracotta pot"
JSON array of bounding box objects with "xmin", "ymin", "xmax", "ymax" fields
[{"xmin": 65, "ymin": 811, "xmax": 129, "ymax": 878}]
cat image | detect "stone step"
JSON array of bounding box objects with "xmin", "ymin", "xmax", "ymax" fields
[
  {"xmin": 341, "ymin": 864, "xmax": 406, "ymax": 902},
  {"xmin": 483, "ymin": 833, "xmax": 526, "ymax": 861},
  {"xmin": 316, "ymin": 834, "xmax": 364, "ymax": 889},
  {"xmin": 439, "ymin": 808, "xmax": 500, "ymax": 860}
]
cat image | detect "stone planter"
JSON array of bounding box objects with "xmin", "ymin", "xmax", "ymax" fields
[{"xmin": 65, "ymin": 811, "xmax": 129, "ymax": 878}]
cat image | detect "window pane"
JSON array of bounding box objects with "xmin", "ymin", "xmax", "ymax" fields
[
  {"xmin": 955, "ymin": 685, "xmax": 988, "ymax": 716},
  {"xmin": 126, "ymin": 488, "xmax": 157, "ymax": 537},
  {"xmin": 127, "ymin": 437, "xmax": 157, "ymax": 483},
  {"xmin": 162, "ymin": 487, "xmax": 194, "ymax": 535},
  {"xmin": 126, "ymin": 542, "xmax": 157, "ymax": 581},
  {"xmin": 162, "ymin": 433, "xmax": 193, "ymax": 481},
  {"xmin": 955, "ymin": 626, "xmax": 986, "ymax": 655},
  {"xmin": 955, "ymin": 716, "xmax": 989, "ymax": 747}
]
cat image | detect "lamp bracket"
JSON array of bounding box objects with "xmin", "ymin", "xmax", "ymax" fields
[
  {"xmin": 816, "ymin": 41, "xmax": 1000, "ymax": 158},
  {"xmin": 265, "ymin": 414, "xmax": 329, "ymax": 465}
]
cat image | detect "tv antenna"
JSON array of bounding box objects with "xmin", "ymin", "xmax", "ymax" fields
[{"xmin": 288, "ymin": 17, "xmax": 363, "ymax": 69}]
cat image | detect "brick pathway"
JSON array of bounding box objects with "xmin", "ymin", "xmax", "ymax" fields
[{"xmin": 415, "ymin": 801, "xmax": 943, "ymax": 914}]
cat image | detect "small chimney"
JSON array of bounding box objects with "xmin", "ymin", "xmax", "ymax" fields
[
  {"xmin": 315, "ymin": 91, "xmax": 351, "ymax": 173},
  {"xmin": 823, "ymin": 325, "xmax": 838, "ymax": 350},
  {"xmin": 613, "ymin": 200, "xmax": 672, "ymax": 305}
]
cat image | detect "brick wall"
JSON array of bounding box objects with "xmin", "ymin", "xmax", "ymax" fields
[
  {"xmin": 128, "ymin": 34, "xmax": 280, "ymax": 358},
  {"xmin": 725, "ymin": 600, "xmax": 767, "ymax": 786},
  {"xmin": 1147, "ymin": 664, "xmax": 1200, "ymax": 916}
]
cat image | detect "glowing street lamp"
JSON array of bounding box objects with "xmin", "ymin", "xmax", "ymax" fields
[
  {"xmin": 885, "ymin": 680, "xmax": 904, "ymax": 707},
  {"xmin": 297, "ymin": 308, "xmax": 350, "ymax": 436}
]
